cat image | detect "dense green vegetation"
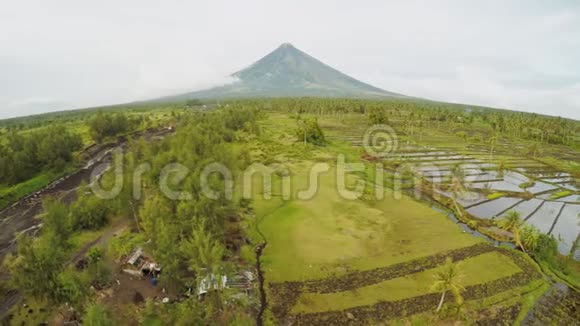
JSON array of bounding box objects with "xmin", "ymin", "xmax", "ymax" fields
[
  {"xmin": 88, "ymin": 112, "xmax": 139, "ymax": 143},
  {"xmin": 1, "ymin": 98, "xmax": 578, "ymax": 325},
  {"xmin": 5, "ymin": 198, "xmax": 112, "ymax": 305},
  {"xmin": 0, "ymin": 126, "xmax": 82, "ymax": 184},
  {"xmin": 223, "ymin": 98, "xmax": 580, "ymax": 149}
]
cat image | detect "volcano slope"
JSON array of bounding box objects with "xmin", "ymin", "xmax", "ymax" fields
[{"xmin": 247, "ymin": 114, "xmax": 545, "ymax": 325}]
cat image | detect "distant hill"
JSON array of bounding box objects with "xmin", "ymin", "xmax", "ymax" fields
[{"xmin": 152, "ymin": 43, "xmax": 405, "ymax": 101}]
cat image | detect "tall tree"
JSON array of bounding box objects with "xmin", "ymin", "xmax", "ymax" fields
[
  {"xmin": 497, "ymin": 211, "xmax": 526, "ymax": 253},
  {"xmin": 180, "ymin": 222, "xmax": 225, "ymax": 276},
  {"xmin": 431, "ymin": 257, "xmax": 465, "ymax": 312},
  {"xmin": 447, "ymin": 163, "xmax": 467, "ymax": 217}
]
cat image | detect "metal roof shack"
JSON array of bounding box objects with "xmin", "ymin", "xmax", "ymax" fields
[{"xmin": 122, "ymin": 247, "xmax": 161, "ymax": 277}]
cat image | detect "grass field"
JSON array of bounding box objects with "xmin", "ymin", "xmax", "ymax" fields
[
  {"xmin": 0, "ymin": 173, "xmax": 54, "ymax": 210},
  {"xmin": 291, "ymin": 252, "xmax": 521, "ymax": 314},
  {"xmin": 248, "ymin": 114, "xmax": 545, "ymax": 323},
  {"xmin": 257, "ymin": 167, "xmax": 480, "ymax": 282}
]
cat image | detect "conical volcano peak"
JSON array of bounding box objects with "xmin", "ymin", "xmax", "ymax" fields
[
  {"xmin": 153, "ymin": 43, "xmax": 405, "ymax": 101},
  {"xmin": 279, "ymin": 42, "xmax": 295, "ymax": 49}
]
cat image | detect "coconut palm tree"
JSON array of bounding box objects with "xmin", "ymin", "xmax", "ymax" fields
[
  {"xmin": 488, "ymin": 134, "xmax": 498, "ymax": 160},
  {"xmin": 526, "ymin": 143, "xmax": 540, "ymax": 159},
  {"xmin": 431, "ymin": 257, "xmax": 465, "ymax": 312},
  {"xmin": 497, "ymin": 211, "xmax": 526, "ymax": 253},
  {"xmin": 447, "ymin": 163, "xmax": 467, "ymax": 217},
  {"xmin": 497, "ymin": 160, "xmax": 507, "ymax": 178}
]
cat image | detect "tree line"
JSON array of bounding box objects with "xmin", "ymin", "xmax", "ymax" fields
[
  {"xmin": 88, "ymin": 112, "xmax": 140, "ymax": 143},
  {"xmin": 223, "ymin": 98, "xmax": 580, "ymax": 148},
  {"xmin": 0, "ymin": 126, "xmax": 83, "ymax": 184}
]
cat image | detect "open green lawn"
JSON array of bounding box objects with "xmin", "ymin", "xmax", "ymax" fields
[{"xmin": 257, "ymin": 167, "xmax": 480, "ymax": 282}]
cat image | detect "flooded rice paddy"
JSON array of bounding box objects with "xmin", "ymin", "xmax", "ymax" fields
[
  {"xmin": 389, "ymin": 146, "xmax": 579, "ymax": 257},
  {"xmin": 324, "ymin": 125, "xmax": 579, "ymax": 257}
]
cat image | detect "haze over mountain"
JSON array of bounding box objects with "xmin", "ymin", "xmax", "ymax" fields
[{"xmin": 154, "ymin": 43, "xmax": 405, "ymax": 102}]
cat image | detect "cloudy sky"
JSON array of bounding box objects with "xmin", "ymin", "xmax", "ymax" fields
[{"xmin": 1, "ymin": 0, "xmax": 579, "ymax": 120}]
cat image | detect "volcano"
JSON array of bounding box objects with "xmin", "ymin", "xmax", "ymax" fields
[{"xmin": 154, "ymin": 43, "xmax": 405, "ymax": 101}]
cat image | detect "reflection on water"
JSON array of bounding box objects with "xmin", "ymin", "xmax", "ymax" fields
[
  {"xmin": 550, "ymin": 204, "xmax": 580, "ymax": 257},
  {"xmin": 467, "ymin": 197, "xmax": 523, "ymax": 219},
  {"xmin": 526, "ymin": 201, "xmax": 564, "ymax": 233},
  {"xmin": 502, "ymin": 199, "xmax": 544, "ymax": 220}
]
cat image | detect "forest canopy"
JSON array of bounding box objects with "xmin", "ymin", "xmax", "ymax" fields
[{"xmin": 0, "ymin": 126, "xmax": 82, "ymax": 184}]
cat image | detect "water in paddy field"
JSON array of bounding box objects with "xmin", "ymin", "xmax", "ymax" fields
[
  {"xmin": 549, "ymin": 204, "xmax": 580, "ymax": 257},
  {"xmin": 557, "ymin": 194, "xmax": 580, "ymax": 203},
  {"xmin": 470, "ymin": 181, "xmax": 525, "ymax": 193},
  {"xmin": 561, "ymin": 183, "xmax": 580, "ymax": 192},
  {"xmin": 466, "ymin": 197, "xmax": 523, "ymax": 219},
  {"xmin": 526, "ymin": 181, "xmax": 559, "ymax": 195},
  {"xmin": 389, "ymin": 145, "xmax": 580, "ymax": 258},
  {"xmin": 540, "ymin": 177, "xmax": 575, "ymax": 184},
  {"xmin": 526, "ymin": 201, "xmax": 565, "ymax": 233},
  {"xmin": 503, "ymin": 199, "xmax": 544, "ymax": 219}
]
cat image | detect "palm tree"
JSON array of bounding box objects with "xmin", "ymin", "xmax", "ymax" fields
[
  {"xmin": 497, "ymin": 211, "xmax": 526, "ymax": 253},
  {"xmin": 431, "ymin": 257, "xmax": 465, "ymax": 312},
  {"xmin": 447, "ymin": 163, "xmax": 467, "ymax": 217},
  {"xmin": 526, "ymin": 143, "xmax": 540, "ymax": 158},
  {"xmin": 497, "ymin": 160, "xmax": 507, "ymax": 178},
  {"xmin": 488, "ymin": 134, "xmax": 497, "ymax": 160}
]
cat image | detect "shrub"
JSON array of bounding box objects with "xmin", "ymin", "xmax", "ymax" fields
[
  {"xmin": 295, "ymin": 118, "xmax": 326, "ymax": 145},
  {"xmin": 69, "ymin": 193, "xmax": 110, "ymax": 231}
]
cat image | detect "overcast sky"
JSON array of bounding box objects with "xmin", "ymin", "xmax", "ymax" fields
[{"xmin": 1, "ymin": 0, "xmax": 579, "ymax": 120}]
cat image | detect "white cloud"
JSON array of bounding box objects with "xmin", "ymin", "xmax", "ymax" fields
[{"xmin": 0, "ymin": 0, "xmax": 578, "ymax": 120}]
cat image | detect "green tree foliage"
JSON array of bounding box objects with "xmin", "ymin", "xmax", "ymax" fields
[
  {"xmin": 520, "ymin": 224, "xmax": 540, "ymax": 253},
  {"xmin": 295, "ymin": 117, "xmax": 325, "ymax": 145},
  {"xmin": 531, "ymin": 233, "xmax": 573, "ymax": 275},
  {"xmin": 181, "ymin": 222, "xmax": 226, "ymax": 275},
  {"xmin": 0, "ymin": 126, "xmax": 82, "ymax": 184},
  {"xmin": 447, "ymin": 163, "xmax": 467, "ymax": 217},
  {"xmin": 185, "ymin": 99, "xmax": 203, "ymax": 107},
  {"xmin": 5, "ymin": 235, "xmax": 65, "ymax": 302},
  {"xmin": 83, "ymin": 304, "xmax": 114, "ymax": 326},
  {"xmin": 69, "ymin": 190, "xmax": 111, "ymax": 230},
  {"xmin": 225, "ymin": 98, "xmax": 580, "ymax": 148},
  {"xmin": 431, "ymin": 257, "xmax": 465, "ymax": 312},
  {"xmin": 86, "ymin": 247, "xmax": 111, "ymax": 286},
  {"xmin": 42, "ymin": 199, "xmax": 72, "ymax": 247},
  {"xmin": 55, "ymin": 269, "xmax": 89, "ymax": 307},
  {"xmin": 369, "ymin": 108, "xmax": 388, "ymax": 125},
  {"xmin": 88, "ymin": 112, "xmax": 137, "ymax": 143},
  {"xmin": 139, "ymin": 194, "xmax": 173, "ymax": 249},
  {"xmin": 154, "ymin": 220, "xmax": 182, "ymax": 287},
  {"xmin": 6, "ymin": 196, "xmax": 111, "ymax": 304},
  {"xmin": 496, "ymin": 211, "xmax": 526, "ymax": 253}
]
